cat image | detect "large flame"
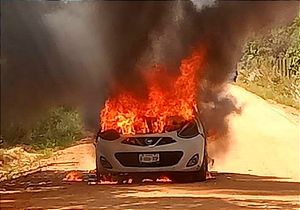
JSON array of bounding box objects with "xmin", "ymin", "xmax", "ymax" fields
[{"xmin": 100, "ymin": 47, "xmax": 205, "ymax": 135}]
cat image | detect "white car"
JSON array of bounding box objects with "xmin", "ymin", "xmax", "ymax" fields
[{"xmin": 95, "ymin": 116, "xmax": 208, "ymax": 183}]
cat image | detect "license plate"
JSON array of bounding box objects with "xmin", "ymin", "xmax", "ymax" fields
[{"xmin": 139, "ymin": 153, "xmax": 160, "ymax": 163}]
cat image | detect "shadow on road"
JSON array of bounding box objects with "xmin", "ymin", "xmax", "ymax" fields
[{"xmin": 0, "ymin": 171, "xmax": 299, "ymax": 209}]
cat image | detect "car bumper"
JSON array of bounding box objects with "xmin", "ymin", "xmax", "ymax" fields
[{"xmin": 97, "ymin": 133, "xmax": 205, "ymax": 173}]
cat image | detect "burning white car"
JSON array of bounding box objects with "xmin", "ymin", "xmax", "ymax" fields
[
  {"xmin": 95, "ymin": 48, "xmax": 207, "ymax": 183},
  {"xmin": 95, "ymin": 116, "xmax": 208, "ymax": 183}
]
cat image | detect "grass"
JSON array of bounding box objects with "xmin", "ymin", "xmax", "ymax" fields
[
  {"xmin": 237, "ymin": 61, "xmax": 299, "ymax": 110},
  {"xmin": 30, "ymin": 106, "xmax": 84, "ymax": 149},
  {"xmin": 0, "ymin": 147, "xmax": 52, "ymax": 181},
  {"xmin": 237, "ymin": 79, "xmax": 299, "ymax": 110},
  {"xmin": 1, "ymin": 106, "xmax": 85, "ymax": 150},
  {"xmin": 0, "ymin": 106, "xmax": 85, "ymax": 181}
]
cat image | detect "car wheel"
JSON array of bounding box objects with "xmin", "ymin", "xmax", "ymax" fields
[
  {"xmin": 95, "ymin": 155, "xmax": 102, "ymax": 180},
  {"xmin": 195, "ymin": 153, "xmax": 207, "ymax": 182}
]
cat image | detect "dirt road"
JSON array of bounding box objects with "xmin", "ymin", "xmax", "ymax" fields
[
  {"xmin": 1, "ymin": 171, "xmax": 299, "ymax": 209},
  {"xmin": 1, "ymin": 85, "xmax": 299, "ymax": 209},
  {"xmin": 211, "ymin": 85, "xmax": 299, "ymax": 181}
]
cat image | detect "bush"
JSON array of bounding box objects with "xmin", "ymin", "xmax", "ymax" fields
[
  {"xmin": 2, "ymin": 106, "xmax": 84, "ymax": 150},
  {"xmin": 30, "ymin": 106, "xmax": 84, "ymax": 149},
  {"xmin": 1, "ymin": 124, "xmax": 30, "ymax": 147}
]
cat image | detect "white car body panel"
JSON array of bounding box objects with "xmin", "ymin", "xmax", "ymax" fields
[{"xmin": 96, "ymin": 120, "xmax": 206, "ymax": 174}]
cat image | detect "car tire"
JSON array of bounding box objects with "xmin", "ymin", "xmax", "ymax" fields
[
  {"xmin": 195, "ymin": 153, "xmax": 207, "ymax": 182},
  {"xmin": 95, "ymin": 155, "xmax": 102, "ymax": 181}
]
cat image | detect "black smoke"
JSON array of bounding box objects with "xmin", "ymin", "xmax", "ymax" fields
[
  {"xmin": 1, "ymin": 1, "xmax": 298, "ymax": 140},
  {"xmin": 1, "ymin": 1, "xmax": 170, "ymax": 130}
]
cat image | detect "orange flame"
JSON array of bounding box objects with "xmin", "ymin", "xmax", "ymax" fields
[
  {"xmin": 100, "ymin": 47, "xmax": 205, "ymax": 134},
  {"xmin": 156, "ymin": 175, "xmax": 172, "ymax": 183},
  {"xmin": 98, "ymin": 180, "xmax": 118, "ymax": 185},
  {"xmin": 98, "ymin": 174, "xmax": 118, "ymax": 184},
  {"xmin": 63, "ymin": 171, "xmax": 83, "ymax": 182}
]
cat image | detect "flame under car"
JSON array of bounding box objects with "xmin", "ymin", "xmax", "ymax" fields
[{"xmin": 95, "ymin": 116, "xmax": 208, "ymax": 183}]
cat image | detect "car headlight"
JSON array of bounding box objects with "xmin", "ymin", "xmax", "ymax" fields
[
  {"xmin": 177, "ymin": 120, "xmax": 199, "ymax": 138},
  {"xmin": 99, "ymin": 129, "xmax": 120, "ymax": 141}
]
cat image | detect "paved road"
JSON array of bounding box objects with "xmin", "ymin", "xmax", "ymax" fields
[{"xmin": 0, "ymin": 85, "xmax": 299, "ymax": 209}]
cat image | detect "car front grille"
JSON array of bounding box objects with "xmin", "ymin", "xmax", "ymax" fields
[
  {"xmin": 122, "ymin": 137, "xmax": 176, "ymax": 146},
  {"xmin": 115, "ymin": 151, "xmax": 183, "ymax": 167}
]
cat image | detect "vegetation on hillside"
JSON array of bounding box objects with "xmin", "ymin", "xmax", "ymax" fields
[{"xmin": 237, "ymin": 15, "xmax": 300, "ymax": 109}]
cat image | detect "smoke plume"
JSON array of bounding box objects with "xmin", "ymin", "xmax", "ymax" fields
[{"xmin": 1, "ymin": 1, "xmax": 298, "ymax": 146}]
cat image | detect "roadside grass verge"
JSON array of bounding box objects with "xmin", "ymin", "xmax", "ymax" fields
[
  {"xmin": 237, "ymin": 15, "xmax": 299, "ymax": 110},
  {"xmin": 237, "ymin": 67, "xmax": 299, "ymax": 110},
  {"xmin": 2, "ymin": 106, "xmax": 84, "ymax": 150},
  {"xmin": 0, "ymin": 106, "xmax": 85, "ymax": 181},
  {"xmin": 0, "ymin": 147, "xmax": 50, "ymax": 181}
]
